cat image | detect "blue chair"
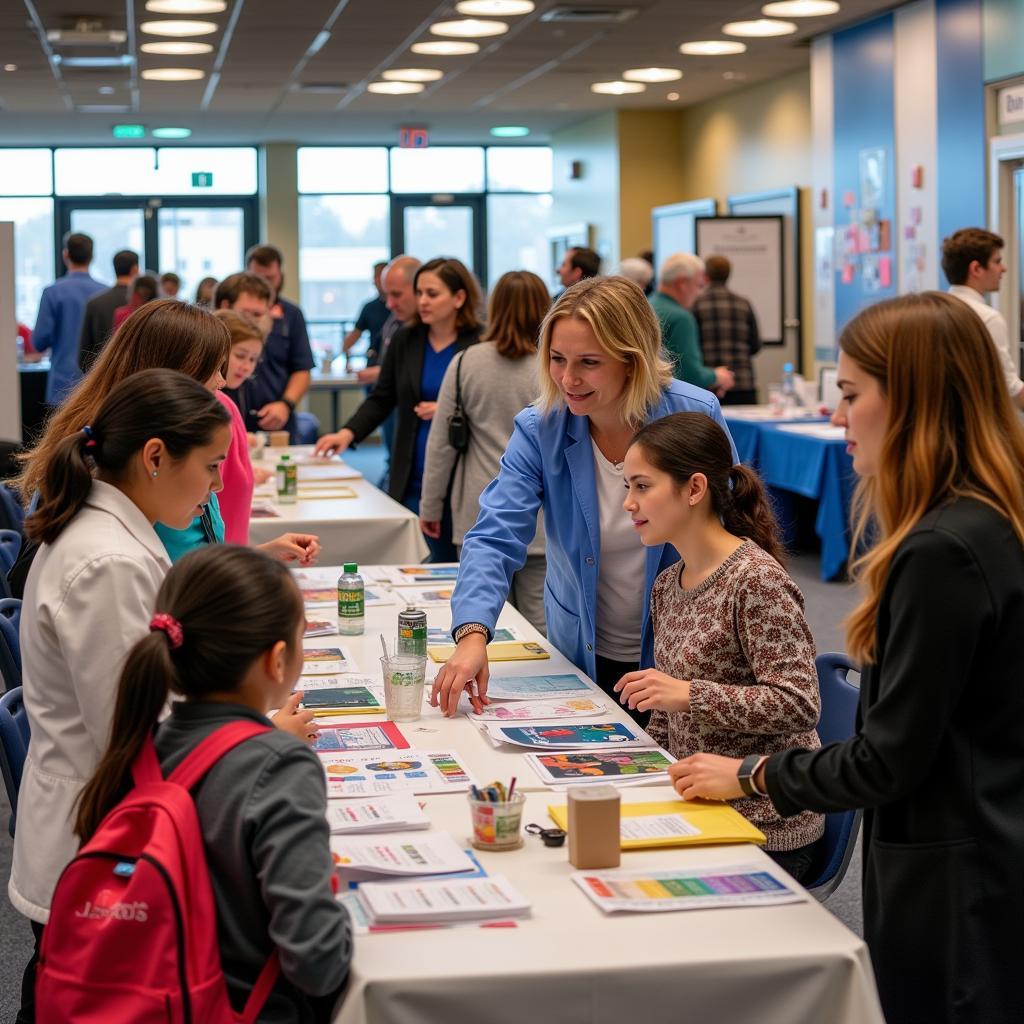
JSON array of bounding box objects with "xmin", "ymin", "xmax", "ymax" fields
[
  {"xmin": 0, "ymin": 599, "xmax": 21, "ymax": 691},
  {"xmin": 0, "ymin": 686, "xmax": 30, "ymax": 836},
  {"xmin": 0, "ymin": 485, "xmax": 23, "ymax": 534},
  {"xmin": 0, "ymin": 529, "xmax": 19, "ymax": 573},
  {"xmin": 293, "ymin": 411, "xmax": 320, "ymax": 445},
  {"xmin": 805, "ymin": 652, "xmax": 863, "ymax": 901}
]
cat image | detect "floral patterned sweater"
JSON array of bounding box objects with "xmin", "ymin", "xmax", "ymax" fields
[{"xmin": 648, "ymin": 540, "xmax": 824, "ymax": 851}]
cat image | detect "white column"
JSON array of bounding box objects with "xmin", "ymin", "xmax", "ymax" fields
[
  {"xmin": 810, "ymin": 35, "xmax": 836, "ymax": 362},
  {"xmin": 0, "ymin": 222, "xmax": 20, "ymax": 443}
]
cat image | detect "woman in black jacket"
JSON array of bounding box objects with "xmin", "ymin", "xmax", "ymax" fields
[
  {"xmin": 315, "ymin": 257, "xmax": 482, "ymax": 561},
  {"xmin": 669, "ymin": 291, "xmax": 1024, "ymax": 1024}
]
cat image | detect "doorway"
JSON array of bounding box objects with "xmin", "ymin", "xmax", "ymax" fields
[{"xmin": 390, "ymin": 195, "xmax": 485, "ymax": 281}]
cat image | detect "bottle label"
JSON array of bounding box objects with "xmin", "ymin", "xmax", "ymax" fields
[{"xmin": 338, "ymin": 588, "xmax": 364, "ymax": 618}]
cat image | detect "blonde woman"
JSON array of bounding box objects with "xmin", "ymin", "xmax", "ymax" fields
[
  {"xmin": 670, "ymin": 292, "xmax": 1024, "ymax": 1024},
  {"xmin": 420, "ymin": 271, "xmax": 549, "ymax": 633},
  {"xmin": 431, "ymin": 276, "xmax": 735, "ymax": 717}
]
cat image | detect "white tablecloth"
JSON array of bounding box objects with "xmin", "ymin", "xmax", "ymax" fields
[
  {"xmin": 302, "ymin": 570, "xmax": 883, "ymax": 1024},
  {"xmin": 250, "ymin": 449, "xmax": 428, "ymax": 565}
]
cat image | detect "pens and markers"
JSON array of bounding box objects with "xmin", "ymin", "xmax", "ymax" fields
[{"xmin": 472, "ymin": 778, "xmax": 518, "ymax": 803}]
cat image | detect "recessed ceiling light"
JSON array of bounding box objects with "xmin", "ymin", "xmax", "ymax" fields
[
  {"xmin": 145, "ymin": 0, "xmax": 225, "ymax": 12},
  {"xmin": 679, "ymin": 40, "xmax": 747, "ymax": 55},
  {"xmin": 367, "ymin": 80, "xmax": 425, "ymax": 94},
  {"xmin": 456, "ymin": 0, "xmax": 534, "ymax": 14},
  {"xmin": 152, "ymin": 126, "xmax": 193, "ymax": 138},
  {"xmin": 141, "ymin": 67, "xmax": 206, "ymax": 81},
  {"xmin": 666, "ymin": 91, "xmax": 680, "ymax": 101},
  {"xmin": 141, "ymin": 40, "xmax": 214, "ymax": 55},
  {"xmin": 3, "ymin": 64, "xmax": 16, "ymax": 72},
  {"xmin": 591, "ymin": 80, "xmax": 646, "ymax": 95},
  {"xmin": 98, "ymin": 85, "xmax": 116, "ymax": 94},
  {"xmin": 411, "ymin": 40, "xmax": 480, "ymax": 55},
  {"xmin": 762, "ymin": 0, "xmax": 839, "ymax": 15},
  {"xmin": 723, "ymin": 70, "xmax": 747, "ymax": 80},
  {"xmin": 430, "ymin": 18, "xmax": 509, "ymax": 38},
  {"xmin": 490, "ymin": 124, "xmax": 530, "ymax": 137},
  {"xmin": 723, "ymin": 18, "xmax": 797, "ymax": 36},
  {"xmin": 382, "ymin": 68, "xmax": 444, "ymax": 82},
  {"xmin": 623, "ymin": 67, "xmax": 682, "ymax": 83},
  {"xmin": 139, "ymin": 20, "xmax": 219, "ymax": 36}
]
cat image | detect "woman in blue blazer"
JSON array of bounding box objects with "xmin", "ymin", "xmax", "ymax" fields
[{"xmin": 432, "ymin": 275, "xmax": 736, "ymax": 717}]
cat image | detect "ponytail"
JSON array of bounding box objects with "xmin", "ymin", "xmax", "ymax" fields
[
  {"xmin": 75, "ymin": 544, "xmax": 305, "ymax": 841},
  {"xmin": 630, "ymin": 411, "xmax": 785, "ymax": 565},
  {"xmin": 25, "ymin": 368, "xmax": 229, "ymax": 546},
  {"xmin": 723, "ymin": 463, "xmax": 784, "ymax": 565}
]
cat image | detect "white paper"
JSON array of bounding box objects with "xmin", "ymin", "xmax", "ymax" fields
[
  {"xmin": 391, "ymin": 585, "xmax": 455, "ymax": 607},
  {"xmin": 486, "ymin": 674, "xmax": 594, "ymax": 700},
  {"xmin": 321, "ymin": 749, "xmax": 477, "ymax": 798},
  {"xmin": 297, "ymin": 674, "xmax": 378, "ymax": 692},
  {"xmin": 572, "ymin": 864, "xmax": 802, "ymax": 914},
  {"xmin": 363, "ymin": 564, "xmax": 460, "ymax": 587},
  {"xmin": 330, "ymin": 831, "xmax": 474, "ymax": 882},
  {"xmin": 473, "ymin": 697, "xmax": 607, "ymax": 721},
  {"xmin": 326, "ymin": 795, "xmax": 430, "ymax": 834},
  {"xmin": 619, "ymin": 814, "xmax": 701, "ymax": 841},
  {"xmin": 301, "ymin": 646, "xmax": 358, "ymax": 676},
  {"xmin": 357, "ymin": 874, "xmax": 531, "ymax": 924},
  {"xmin": 776, "ymin": 423, "xmax": 846, "ymax": 440},
  {"xmin": 297, "ymin": 460, "xmax": 363, "ymax": 481}
]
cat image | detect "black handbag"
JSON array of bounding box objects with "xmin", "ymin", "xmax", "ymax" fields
[{"xmin": 447, "ymin": 351, "xmax": 469, "ymax": 453}]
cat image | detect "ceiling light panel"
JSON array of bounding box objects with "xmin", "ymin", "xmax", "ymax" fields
[
  {"xmin": 456, "ymin": 1, "xmax": 535, "ymax": 14},
  {"xmin": 140, "ymin": 41, "xmax": 213, "ymax": 55},
  {"xmin": 141, "ymin": 67, "xmax": 206, "ymax": 80},
  {"xmin": 591, "ymin": 80, "xmax": 646, "ymax": 95},
  {"xmin": 722, "ymin": 18, "xmax": 797, "ymax": 36},
  {"xmin": 762, "ymin": 1, "xmax": 839, "ymax": 15},
  {"xmin": 411, "ymin": 40, "xmax": 480, "ymax": 55},
  {"xmin": 382, "ymin": 68, "xmax": 444, "ymax": 82},
  {"xmin": 367, "ymin": 81, "xmax": 425, "ymax": 94},
  {"xmin": 623, "ymin": 67, "xmax": 682, "ymax": 83},
  {"xmin": 430, "ymin": 19, "xmax": 509, "ymax": 38},
  {"xmin": 679, "ymin": 40, "xmax": 747, "ymax": 55},
  {"xmin": 145, "ymin": 0, "xmax": 226, "ymax": 12},
  {"xmin": 139, "ymin": 20, "xmax": 219, "ymax": 36}
]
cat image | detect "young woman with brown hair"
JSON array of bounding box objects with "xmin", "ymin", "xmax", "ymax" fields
[
  {"xmin": 669, "ymin": 292, "xmax": 1024, "ymax": 1023},
  {"xmin": 420, "ymin": 270, "xmax": 550, "ymax": 631},
  {"xmin": 616, "ymin": 412, "xmax": 822, "ymax": 880}
]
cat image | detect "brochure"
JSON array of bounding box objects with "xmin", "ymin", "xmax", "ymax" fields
[
  {"xmin": 483, "ymin": 721, "xmax": 653, "ymax": 751},
  {"xmin": 394, "ymin": 586, "xmax": 454, "ymax": 606},
  {"xmin": 326, "ymin": 795, "xmax": 430, "ymax": 835},
  {"xmin": 300, "ymin": 587, "xmax": 336, "ymax": 608},
  {"xmin": 320, "ymin": 749, "xmax": 477, "ymax": 798},
  {"xmin": 303, "ymin": 619, "xmax": 338, "ymax": 638},
  {"xmin": 301, "ymin": 646, "xmax": 356, "ymax": 676},
  {"xmin": 571, "ymin": 864, "xmax": 802, "ymax": 913},
  {"xmin": 357, "ymin": 875, "xmax": 531, "ymax": 925},
  {"xmin": 429, "ymin": 640, "xmax": 550, "ymax": 664},
  {"xmin": 330, "ymin": 831, "xmax": 475, "ymax": 883},
  {"xmin": 526, "ymin": 748, "xmax": 674, "ymax": 786},
  {"xmin": 313, "ymin": 721, "xmax": 409, "ymax": 753},
  {"xmin": 365, "ymin": 564, "xmax": 460, "ymax": 587},
  {"xmin": 427, "ymin": 626, "xmax": 519, "ymax": 645},
  {"xmin": 473, "ymin": 697, "xmax": 608, "ymax": 721},
  {"xmin": 486, "ymin": 674, "xmax": 593, "ymax": 700},
  {"xmin": 297, "ymin": 460, "xmax": 362, "ymax": 481}
]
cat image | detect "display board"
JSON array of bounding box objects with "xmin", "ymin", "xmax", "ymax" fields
[
  {"xmin": 695, "ymin": 215, "xmax": 785, "ymax": 344},
  {"xmin": 651, "ymin": 198, "xmax": 717, "ymax": 274}
]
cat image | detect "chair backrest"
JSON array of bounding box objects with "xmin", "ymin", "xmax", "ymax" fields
[
  {"xmin": 0, "ymin": 529, "xmax": 20, "ymax": 575},
  {"xmin": 0, "ymin": 686, "xmax": 29, "ymax": 835},
  {"xmin": 805, "ymin": 652, "xmax": 862, "ymax": 900},
  {"xmin": 0, "ymin": 599, "xmax": 21, "ymax": 692},
  {"xmin": 0, "ymin": 485, "xmax": 23, "ymax": 535}
]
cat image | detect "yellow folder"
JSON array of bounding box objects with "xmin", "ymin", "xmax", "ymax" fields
[
  {"xmin": 546, "ymin": 800, "xmax": 766, "ymax": 849},
  {"xmin": 428, "ymin": 640, "xmax": 551, "ymax": 663}
]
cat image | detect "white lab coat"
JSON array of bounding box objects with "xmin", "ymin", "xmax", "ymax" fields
[{"xmin": 9, "ymin": 480, "xmax": 170, "ymax": 923}]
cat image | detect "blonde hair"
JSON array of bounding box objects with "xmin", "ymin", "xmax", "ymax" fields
[
  {"xmin": 214, "ymin": 308, "xmax": 265, "ymax": 347},
  {"xmin": 843, "ymin": 292, "xmax": 1024, "ymax": 663},
  {"xmin": 536, "ymin": 275, "xmax": 673, "ymax": 428}
]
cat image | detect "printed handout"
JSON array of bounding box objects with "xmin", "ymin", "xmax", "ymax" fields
[
  {"xmin": 313, "ymin": 722, "xmax": 409, "ymax": 753},
  {"xmin": 356, "ymin": 875, "xmax": 531, "ymax": 925},
  {"xmin": 486, "ymin": 674, "xmax": 593, "ymax": 700},
  {"xmin": 320, "ymin": 749, "xmax": 477, "ymax": 798},
  {"xmin": 473, "ymin": 697, "xmax": 608, "ymax": 721},
  {"xmin": 483, "ymin": 721, "xmax": 653, "ymax": 751},
  {"xmin": 365, "ymin": 564, "xmax": 460, "ymax": 587},
  {"xmin": 303, "ymin": 620, "xmax": 338, "ymax": 638},
  {"xmin": 325, "ymin": 795, "xmax": 430, "ymax": 834},
  {"xmin": 330, "ymin": 831, "xmax": 475, "ymax": 883},
  {"xmin": 302, "ymin": 646, "xmax": 356, "ymax": 676},
  {"xmin": 526, "ymin": 749, "xmax": 673, "ymax": 786}
]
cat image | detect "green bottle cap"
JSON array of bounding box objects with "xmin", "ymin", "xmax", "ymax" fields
[
  {"xmin": 280, "ymin": 454, "xmax": 290, "ymax": 461},
  {"xmin": 343, "ymin": 562, "xmax": 358, "ymax": 573}
]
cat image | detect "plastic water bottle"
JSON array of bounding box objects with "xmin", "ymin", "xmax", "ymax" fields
[
  {"xmin": 781, "ymin": 362, "xmax": 799, "ymax": 411},
  {"xmin": 337, "ymin": 563, "xmax": 365, "ymax": 636},
  {"xmin": 276, "ymin": 453, "xmax": 297, "ymax": 504}
]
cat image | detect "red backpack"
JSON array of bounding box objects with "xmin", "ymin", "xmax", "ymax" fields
[{"xmin": 36, "ymin": 720, "xmax": 280, "ymax": 1023}]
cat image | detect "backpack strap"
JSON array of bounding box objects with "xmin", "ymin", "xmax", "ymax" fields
[
  {"xmin": 167, "ymin": 720, "xmax": 272, "ymax": 791},
  {"xmin": 239, "ymin": 951, "xmax": 282, "ymax": 1024},
  {"xmin": 131, "ymin": 736, "xmax": 164, "ymax": 788}
]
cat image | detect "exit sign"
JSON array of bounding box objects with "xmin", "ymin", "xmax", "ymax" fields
[
  {"xmin": 399, "ymin": 126, "xmax": 429, "ymax": 149},
  {"xmin": 191, "ymin": 171, "xmax": 214, "ymax": 188}
]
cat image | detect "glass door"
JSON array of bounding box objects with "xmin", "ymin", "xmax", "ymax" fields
[
  {"xmin": 391, "ymin": 195, "xmax": 485, "ymax": 281},
  {"xmin": 68, "ymin": 206, "xmax": 147, "ymax": 286},
  {"xmin": 158, "ymin": 206, "xmax": 247, "ymax": 301}
]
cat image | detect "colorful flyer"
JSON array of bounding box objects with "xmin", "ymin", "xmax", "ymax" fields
[
  {"xmin": 486, "ymin": 722, "xmax": 651, "ymax": 750},
  {"xmin": 474, "ymin": 697, "xmax": 607, "ymax": 721},
  {"xmin": 303, "ymin": 619, "xmax": 338, "ymax": 638},
  {"xmin": 320, "ymin": 749, "xmax": 477, "ymax": 798},
  {"xmin": 486, "ymin": 674, "xmax": 593, "ymax": 700},
  {"xmin": 313, "ymin": 722, "xmax": 409, "ymax": 753},
  {"xmin": 300, "ymin": 587, "xmax": 336, "ymax": 607},
  {"xmin": 301, "ymin": 685, "xmax": 385, "ymax": 716},
  {"xmin": 571, "ymin": 865, "xmax": 801, "ymax": 913},
  {"xmin": 427, "ymin": 626, "xmax": 519, "ymax": 645},
  {"xmin": 302, "ymin": 646, "xmax": 355, "ymax": 675},
  {"xmin": 526, "ymin": 749, "xmax": 673, "ymax": 786},
  {"xmin": 365, "ymin": 564, "xmax": 460, "ymax": 587},
  {"xmin": 395, "ymin": 587, "xmax": 454, "ymax": 606}
]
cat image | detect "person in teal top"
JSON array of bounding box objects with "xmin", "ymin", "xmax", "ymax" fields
[
  {"xmin": 650, "ymin": 253, "xmax": 734, "ymax": 397},
  {"xmin": 154, "ymin": 492, "xmax": 226, "ymax": 563}
]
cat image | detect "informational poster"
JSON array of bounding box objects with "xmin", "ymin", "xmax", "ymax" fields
[{"xmin": 695, "ymin": 216, "xmax": 784, "ymax": 343}]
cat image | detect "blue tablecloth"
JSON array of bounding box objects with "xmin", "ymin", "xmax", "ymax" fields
[{"xmin": 724, "ymin": 416, "xmax": 856, "ymax": 582}]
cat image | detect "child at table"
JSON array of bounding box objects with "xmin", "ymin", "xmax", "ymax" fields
[
  {"xmin": 616, "ymin": 412, "xmax": 824, "ymax": 881},
  {"xmin": 75, "ymin": 544, "xmax": 352, "ymax": 1021}
]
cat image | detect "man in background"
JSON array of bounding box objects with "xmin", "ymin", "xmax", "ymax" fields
[
  {"xmin": 692, "ymin": 254, "xmax": 761, "ymax": 405},
  {"xmin": 159, "ymin": 272, "xmax": 181, "ymax": 299},
  {"xmin": 78, "ymin": 248, "xmax": 138, "ymax": 372},
  {"xmin": 556, "ymin": 246, "xmax": 601, "ymax": 290},
  {"xmin": 31, "ymin": 232, "xmax": 105, "ymax": 407},
  {"xmin": 650, "ymin": 253, "xmax": 734, "ymax": 396},
  {"xmin": 342, "ymin": 261, "xmax": 389, "ymax": 370},
  {"xmin": 944, "ymin": 227, "xmax": 1024, "ymax": 410},
  {"xmin": 246, "ymin": 244, "xmax": 315, "ymax": 442}
]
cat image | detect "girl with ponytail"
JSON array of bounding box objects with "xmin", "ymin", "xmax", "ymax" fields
[
  {"xmin": 615, "ymin": 411, "xmax": 824, "ymax": 880},
  {"xmin": 76, "ymin": 545, "xmax": 352, "ymax": 1021}
]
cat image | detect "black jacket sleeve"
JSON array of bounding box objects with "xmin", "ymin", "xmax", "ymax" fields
[{"xmin": 342, "ymin": 328, "xmax": 404, "ymax": 443}]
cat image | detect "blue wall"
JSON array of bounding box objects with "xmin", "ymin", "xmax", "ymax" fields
[
  {"xmin": 832, "ymin": 13, "xmax": 897, "ymax": 330},
  {"xmin": 936, "ymin": 0, "xmax": 986, "ymax": 267}
]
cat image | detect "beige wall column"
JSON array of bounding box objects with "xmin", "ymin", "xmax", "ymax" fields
[{"xmin": 259, "ymin": 143, "xmax": 300, "ymax": 290}]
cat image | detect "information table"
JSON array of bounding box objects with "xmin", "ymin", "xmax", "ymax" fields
[
  {"xmin": 250, "ymin": 449, "xmax": 427, "ymax": 565},
  {"xmin": 301, "ymin": 566, "xmax": 883, "ymax": 1024}
]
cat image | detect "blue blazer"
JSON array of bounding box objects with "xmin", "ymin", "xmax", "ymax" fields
[{"xmin": 450, "ymin": 380, "xmax": 737, "ymax": 679}]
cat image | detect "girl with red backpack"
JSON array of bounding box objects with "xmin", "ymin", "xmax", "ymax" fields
[{"xmin": 53, "ymin": 544, "xmax": 351, "ymax": 1022}]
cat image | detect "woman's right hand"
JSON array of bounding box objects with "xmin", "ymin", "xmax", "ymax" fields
[
  {"xmin": 431, "ymin": 633, "xmax": 490, "ymax": 716},
  {"xmin": 313, "ymin": 428, "xmax": 355, "ymax": 457}
]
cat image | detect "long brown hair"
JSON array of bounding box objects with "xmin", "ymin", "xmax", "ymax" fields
[
  {"xmin": 25, "ymin": 369, "xmax": 229, "ymax": 546},
  {"xmin": 629, "ymin": 412, "xmax": 784, "ymax": 565},
  {"xmin": 75, "ymin": 544, "xmax": 305, "ymax": 841},
  {"xmin": 843, "ymin": 292, "xmax": 1024, "ymax": 663},
  {"xmin": 482, "ymin": 271, "xmax": 549, "ymax": 359},
  {"xmin": 411, "ymin": 257, "xmax": 483, "ymax": 333},
  {"xmin": 18, "ymin": 300, "xmax": 230, "ymax": 501}
]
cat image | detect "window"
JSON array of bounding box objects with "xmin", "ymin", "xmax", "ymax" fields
[
  {"xmin": 0, "ymin": 149, "xmax": 53, "ymax": 196},
  {"xmin": 486, "ymin": 147, "xmax": 553, "ymax": 192},
  {"xmin": 0, "ymin": 197, "xmax": 55, "ymax": 325},
  {"xmin": 298, "ymin": 148, "xmax": 388, "ymax": 194},
  {"xmin": 389, "ymin": 147, "xmax": 485, "ymax": 193},
  {"xmin": 487, "ymin": 194, "xmax": 553, "ymax": 288}
]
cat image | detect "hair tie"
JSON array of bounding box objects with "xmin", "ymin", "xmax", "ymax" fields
[
  {"xmin": 82, "ymin": 424, "xmax": 97, "ymax": 450},
  {"xmin": 149, "ymin": 613, "xmax": 183, "ymax": 650}
]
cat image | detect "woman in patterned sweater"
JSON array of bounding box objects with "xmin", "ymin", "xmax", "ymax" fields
[{"xmin": 616, "ymin": 411, "xmax": 824, "ymax": 879}]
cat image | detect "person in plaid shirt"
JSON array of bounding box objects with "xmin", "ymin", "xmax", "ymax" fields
[{"xmin": 692, "ymin": 255, "xmax": 761, "ymax": 405}]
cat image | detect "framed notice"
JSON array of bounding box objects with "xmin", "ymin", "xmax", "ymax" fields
[{"xmin": 695, "ymin": 215, "xmax": 785, "ymax": 344}]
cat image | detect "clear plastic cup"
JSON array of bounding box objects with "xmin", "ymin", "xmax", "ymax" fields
[
  {"xmin": 468, "ymin": 792, "xmax": 526, "ymax": 851},
  {"xmin": 380, "ymin": 654, "xmax": 427, "ymax": 722}
]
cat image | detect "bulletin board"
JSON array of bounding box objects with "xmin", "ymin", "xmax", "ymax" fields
[
  {"xmin": 651, "ymin": 198, "xmax": 717, "ymax": 273},
  {"xmin": 695, "ymin": 215, "xmax": 785, "ymax": 344}
]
